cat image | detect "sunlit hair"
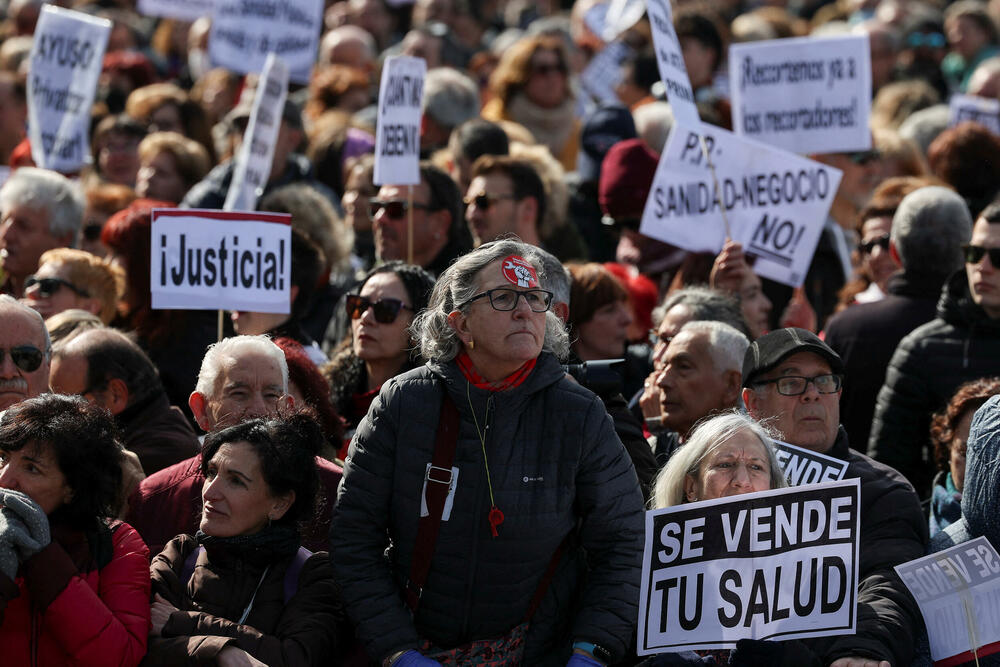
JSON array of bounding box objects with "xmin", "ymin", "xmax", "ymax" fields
[
  {"xmin": 137, "ymin": 131, "xmax": 212, "ymax": 195},
  {"xmin": 195, "ymin": 335, "xmax": 289, "ymax": 397},
  {"xmin": 37, "ymin": 248, "xmax": 124, "ymax": 323},
  {"xmin": 488, "ymin": 34, "xmax": 571, "ymax": 105}
]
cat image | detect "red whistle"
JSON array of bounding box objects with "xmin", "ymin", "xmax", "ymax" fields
[{"xmin": 488, "ymin": 506, "xmax": 504, "ymax": 537}]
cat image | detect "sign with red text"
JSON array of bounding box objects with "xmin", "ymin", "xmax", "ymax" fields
[
  {"xmin": 638, "ymin": 480, "xmax": 860, "ymax": 654},
  {"xmin": 150, "ymin": 209, "xmax": 291, "ymax": 313},
  {"xmin": 374, "ymin": 55, "xmax": 426, "ymax": 186}
]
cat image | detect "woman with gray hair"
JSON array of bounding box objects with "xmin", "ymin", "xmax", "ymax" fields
[{"xmin": 330, "ymin": 239, "xmax": 645, "ymax": 667}]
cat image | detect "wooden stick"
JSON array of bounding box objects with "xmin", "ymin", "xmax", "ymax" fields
[
  {"xmin": 217, "ymin": 309, "xmax": 224, "ymax": 343},
  {"xmin": 407, "ymin": 184, "xmax": 414, "ymax": 264},
  {"xmin": 699, "ymin": 133, "xmax": 732, "ymax": 241}
]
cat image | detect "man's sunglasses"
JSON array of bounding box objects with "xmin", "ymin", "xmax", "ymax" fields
[
  {"xmin": 24, "ymin": 275, "xmax": 89, "ymax": 298},
  {"xmin": 848, "ymin": 149, "xmax": 881, "ymax": 165},
  {"xmin": 1, "ymin": 345, "xmax": 45, "ymax": 373},
  {"xmin": 858, "ymin": 234, "xmax": 890, "ymax": 255},
  {"xmin": 368, "ymin": 199, "xmax": 432, "ymax": 220},
  {"xmin": 345, "ymin": 294, "xmax": 413, "ymax": 323},
  {"xmin": 964, "ymin": 244, "xmax": 1000, "ymax": 266},
  {"xmin": 464, "ymin": 193, "xmax": 516, "ymax": 211}
]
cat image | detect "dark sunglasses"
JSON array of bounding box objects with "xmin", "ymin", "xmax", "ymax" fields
[
  {"xmin": 906, "ymin": 32, "xmax": 946, "ymax": 49},
  {"xmin": 464, "ymin": 193, "xmax": 516, "ymax": 210},
  {"xmin": 345, "ymin": 294, "xmax": 413, "ymax": 323},
  {"xmin": 848, "ymin": 149, "xmax": 881, "ymax": 165},
  {"xmin": 0, "ymin": 345, "xmax": 45, "ymax": 373},
  {"xmin": 531, "ymin": 62, "xmax": 567, "ymax": 76},
  {"xmin": 963, "ymin": 244, "xmax": 1000, "ymax": 266},
  {"xmin": 82, "ymin": 223, "xmax": 103, "ymax": 242},
  {"xmin": 858, "ymin": 234, "xmax": 890, "ymax": 255},
  {"xmin": 24, "ymin": 275, "xmax": 89, "ymax": 298},
  {"xmin": 368, "ymin": 199, "xmax": 432, "ymax": 220}
]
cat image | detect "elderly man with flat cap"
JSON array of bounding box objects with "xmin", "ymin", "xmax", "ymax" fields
[{"xmin": 742, "ymin": 328, "xmax": 927, "ymax": 667}]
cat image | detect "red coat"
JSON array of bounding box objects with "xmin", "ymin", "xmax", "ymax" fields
[
  {"xmin": 127, "ymin": 455, "xmax": 343, "ymax": 555},
  {"xmin": 0, "ymin": 520, "xmax": 151, "ymax": 666}
]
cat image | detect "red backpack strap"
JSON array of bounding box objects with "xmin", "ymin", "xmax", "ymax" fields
[{"xmin": 404, "ymin": 387, "xmax": 460, "ymax": 611}]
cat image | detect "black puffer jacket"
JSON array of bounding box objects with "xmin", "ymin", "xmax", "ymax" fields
[
  {"xmin": 868, "ymin": 270, "xmax": 1000, "ymax": 493},
  {"xmin": 329, "ymin": 353, "xmax": 645, "ymax": 665}
]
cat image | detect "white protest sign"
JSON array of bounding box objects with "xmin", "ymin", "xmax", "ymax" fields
[
  {"xmin": 210, "ymin": 0, "xmax": 323, "ymax": 85},
  {"xmin": 580, "ymin": 40, "xmax": 631, "ymax": 105},
  {"xmin": 138, "ymin": 0, "xmax": 215, "ymax": 21},
  {"xmin": 374, "ymin": 56, "xmax": 426, "ymax": 186},
  {"xmin": 896, "ymin": 537, "xmax": 1000, "ymax": 664},
  {"xmin": 775, "ymin": 440, "xmax": 848, "ymax": 486},
  {"xmin": 27, "ymin": 6, "xmax": 111, "ymax": 173},
  {"xmin": 638, "ymin": 479, "xmax": 860, "ymax": 654},
  {"xmin": 730, "ymin": 34, "xmax": 872, "ymax": 155},
  {"xmin": 640, "ymin": 121, "xmax": 843, "ymax": 287},
  {"xmin": 949, "ymin": 94, "xmax": 1000, "ymax": 135},
  {"xmin": 150, "ymin": 209, "xmax": 291, "ymax": 313},
  {"xmin": 602, "ymin": 0, "xmax": 645, "ymax": 42},
  {"xmin": 646, "ymin": 0, "xmax": 700, "ymax": 126},
  {"xmin": 224, "ymin": 53, "xmax": 289, "ymax": 212}
]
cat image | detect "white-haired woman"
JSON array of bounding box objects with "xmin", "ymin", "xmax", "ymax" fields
[{"xmin": 330, "ymin": 239, "xmax": 645, "ymax": 667}]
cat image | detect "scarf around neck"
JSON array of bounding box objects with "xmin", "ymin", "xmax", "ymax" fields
[
  {"xmin": 456, "ymin": 351, "xmax": 537, "ymax": 392},
  {"xmin": 506, "ymin": 93, "xmax": 575, "ymax": 157}
]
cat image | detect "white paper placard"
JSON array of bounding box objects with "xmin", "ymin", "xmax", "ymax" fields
[
  {"xmin": 646, "ymin": 0, "xmax": 700, "ymax": 126},
  {"xmin": 373, "ymin": 56, "xmax": 426, "ymax": 186},
  {"xmin": 775, "ymin": 440, "xmax": 849, "ymax": 486},
  {"xmin": 138, "ymin": 0, "xmax": 215, "ymax": 21},
  {"xmin": 895, "ymin": 537, "xmax": 1000, "ymax": 664},
  {"xmin": 640, "ymin": 121, "xmax": 842, "ymax": 287},
  {"xmin": 224, "ymin": 53, "xmax": 289, "ymax": 212},
  {"xmin": 210, "ymin": 0, "xmax": 323, "ymax": 85},
  {"xmin": 602, "ymin": 0, "xmax": 645, "ymax": 42},
  {"xmin": 638, "ymin": 480, "xmax": 860, "ymax": 655},
  {"xmin": 27, "ymin": 5, "xmax": 111, "ymax": 173},
  {"xmin": 730, "ymin": 34, "xmax": 872, "ymax": 155},
  {"xmin": 580, "ymin": 40, "xmax": 631, "ymax": 104},
  {"xmin": 151, "ymin": 208, "xmax": 291, "ymax": 313},
  {"xmin": 949, "ymin": 93, "xmax": 1000, "ymax": 135}
]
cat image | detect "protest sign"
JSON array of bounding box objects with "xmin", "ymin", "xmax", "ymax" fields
[
  {"xmin": 27, "ymin": 6, "xmax": 111, "ymax": 173},
  {"xmin": 601, "ymin": 0, "xmax": 645, "ymax": 42},
  {"xmin": 580, "ymin": 40, "xmax": 631, "ymax": 105},
  {"xmin": 374, "ymin": 56, "xmax": 426, "ymax": 186},
  {"xmin": 949, "ymin": 94, "xmax": 1000, "ymax": 135},
  {"xmin": 138, "ymin": 0, "xmax": 215, "ymax": 21},
  {"xmin": 150, "ymin": 209, "xmax": 291, "ymax": 314},
  {"xmin": 896, "ymin": 537, "xmax": 1000, "ymax": 665},
  {"xmin": 210, "ymin": 0, "xmax": 323, "ymax": 85},
  {"xmin": 640, "ymin": 121, "xmax": 842, "ymax": 287},
  {"xmin": 775, "ymin": 440, "xmax": 848, "ymax": 486},
  {"xmin": 730, "ymin": 34, "xmax": 872, "ymax": 155},
  {"xmin": 646, "ymin": 0, "xmax": 700, "ymax": 126},
  {"xmin": 638, "ymin": 479, "xmax": 860, "ymax": 654},
  {"xmin": 224, "ymin": 53, "xmax": 289, "ymax": 212}
]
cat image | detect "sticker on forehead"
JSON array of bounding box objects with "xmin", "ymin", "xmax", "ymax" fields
[{"xmin": 500, "ymin": 255, "xmax": 538, "ymax": 288}]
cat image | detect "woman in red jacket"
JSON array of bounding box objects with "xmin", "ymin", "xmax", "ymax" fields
[{"xmin": 0, "ymin": 393, "xmax": 151, "ymax": 666}]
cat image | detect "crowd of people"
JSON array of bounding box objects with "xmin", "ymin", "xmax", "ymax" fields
[{"xmin": 3, "ymin": 0, "xmax": 1000, "ymax": 665}]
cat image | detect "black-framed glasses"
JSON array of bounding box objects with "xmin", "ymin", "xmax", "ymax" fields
[
  {"xmin": 24, "ymin": 275, "xmax": 89, "ymax": 298},
  {"xmin": 458, "ymin": 287, "xmax": 553, "ymax": 312},
  {"xmin": 754, "ymin": 374, "xmax": 843, "ymax": 396},
  {"xmin": 963, "ymin": 244, "xmax": 1000, "ymax": 266},
  {"xmin": 858, "ymin": 234, "xmax": 890, "ymax": 255},
  {"xmin": 464, "ymin": 193, "xmax": 516, "ymax": 211},
  {"xmin": 368, "ymin": 199, "xmax": 432, "ymax": 220},
  {"xmin": 0, "ymin": 345, "xmax": 45, "ymax": 373},
  {"xmin": 345, "ymin": 294, "xmax": 412, "ymax": 323}
]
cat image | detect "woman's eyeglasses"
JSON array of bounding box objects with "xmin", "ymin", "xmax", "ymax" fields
[
  {"xmin": 24, "ymin": 275, "xmax": 90, "ymax": 298},
  {"xmin": 964, "ymin": 244, "xmax": 1000, "ymax": 266},
  {"xmin": 0, "ymin": 345, "xmax": 45, "ymax": 373},
  {"xmin": 858, "ymin": 234, "xmax": 890, "ymax": 255},
  {"xmin": 458, "ymin": 287, "xmax": 553, "ymax": 312},
  {"xmin": 345, "ymin": 294, "xmax": 413, "ymax": 323},
  {"xmin": 368, "ymin": 199, "xmax": 432, "ymax": 220}
]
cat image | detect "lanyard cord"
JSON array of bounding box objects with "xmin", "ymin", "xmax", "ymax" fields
[
  {"xmin": 467, "ymin": 381, "xmax": 505, "ymax": 537},
  {"xmin": 238, "ymin": 565, "xmax": 270, "ymax": 625}
]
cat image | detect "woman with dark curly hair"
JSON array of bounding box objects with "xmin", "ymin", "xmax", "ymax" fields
[
  {"xmin": 323, "ymin": 261, "xmax": 435, "ymax": 455},
  {"xmin": 0, "ymin": 394, "xmax": 150, "ymax": 665},
  {"xmin": 929, "ymin": 377, "xmax": 1000, "ymax": 536},
  {"xmin": 144, "ymin": 414, "xmax": 348, "ymax": 665}
]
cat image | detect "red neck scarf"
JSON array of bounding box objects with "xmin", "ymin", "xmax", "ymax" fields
[{"xmin": 456, "ymin": 351, "xmax": 537, "ymax": 392}]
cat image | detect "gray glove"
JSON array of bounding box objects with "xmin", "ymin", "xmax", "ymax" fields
[{"xmin": 0, "ymin": 489, "xmax": 50, "ymax": 578}]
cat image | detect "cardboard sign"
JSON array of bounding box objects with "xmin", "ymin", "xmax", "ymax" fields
[
  {"xmin": 640, "ymin": 121, "xmax": 843, "ymax": 287},
  {"xmin": 638, "ymin": 480, "xmax": 860, "ymax": 654},
  {"xmin": 730, "ymin": 34, "xmax": 872, "ymax": 155},
  {"xmin": 374, "ymin": 56, "xmax": 426, "ymax": 186},
  {"xmin": 896, "ymin": 537, "xmax": 1000, "ymax": 665},
  {"xmin": 949, "ymin": 94, "xmax": 1000, "ymax": 135},
  {"xmin": 646, "ymin": 0, "xmax": 700, "ymax": 126},
  {"xmin": 224, "ymin": 53, "xmax": 289, "ymax": 212},
  {"xmin": 137, "ymin": 0, "xmax": 215, "ymax": 21},
  {"xmin": 27, "ymin": 5, "xmax": 111, "ymax": 173},
  {"xmin": 775, "ymin": 440, "xmax": 849, "ymax": 486},
  {"xmin": 210, "ymin": 0, "xmax": 323, "ymax": 85},
  {"xmin": 150, "ymin": 209, "xmax": 291, "ymax": 313},
  {"xmin": 580, "ymin": 40, "xmax": 631, "ymax": 105}
]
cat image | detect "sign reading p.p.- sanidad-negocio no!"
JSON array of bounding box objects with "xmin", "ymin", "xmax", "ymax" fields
[{"xmin": 150, "ymin": 209, "xmax": 291, "ymax": 314}]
